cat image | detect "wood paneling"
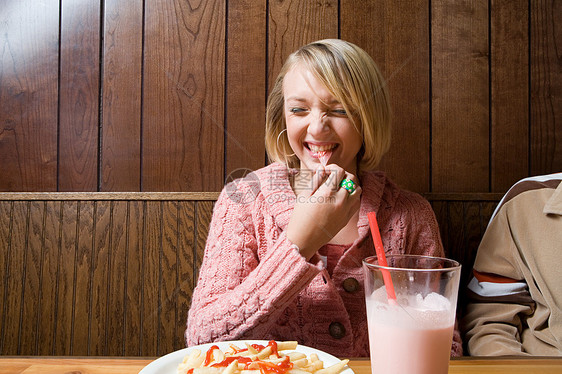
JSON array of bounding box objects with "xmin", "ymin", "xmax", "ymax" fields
[
  {"xmin": 142, "ymin": 0, "xmax": 225, "ymax": 191},
  {"xmin": 0, "ymin": 192, "xmax": 499, "ymax": 356},
  {"xmin": 491, "ymin": 0, "xmax": 529, "ymax": 192},
  {"xmin": 101, "ymin": 0, "xmax": 143, "ymax": 191},
  {"xmin": 530, "ymin": 0, "xmax": 562, "ymax": 175},
  {"xmin": 268, "ymin": 0, "xmax": 339, "ymax": 87},
  {"xmin": 0, "ymin": 0, "xmax": 561, "ymax": 193},
  {"xmin": 0, "ymin": 193, "xmax": 216, "ymax": 357},
  {"xmin": 342, "ymin": 0, "xmax": 431, "ymax": 192},
  {"xmin": 58, "ymin": 0, "xmax": 101, "ymax": 191},
  {"xmin": 432, "ymin": 0, "xmax": 490, "ymax": 192},
  {"xmin": 0, "ymin": 0, "xmax": 59, "ymax": 191},
  {"xmin": 426, "ymin": 193, "xmax": 503, "ymax": 312},
  {"xmin": 225, "ymin": 0, "xmax": 268, "ymax": 177}
]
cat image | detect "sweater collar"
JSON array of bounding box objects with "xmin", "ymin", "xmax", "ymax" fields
[{"xmin": 261, "ymin": 163, "xmax": 388, "ymax": 242}]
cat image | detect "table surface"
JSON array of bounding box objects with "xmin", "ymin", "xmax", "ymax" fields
[{"xmin": 1, "ymin": 356, "xmax": 562, "ymax": 374}]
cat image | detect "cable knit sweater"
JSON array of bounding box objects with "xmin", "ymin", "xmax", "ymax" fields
[{"xmin": 186, "ymin": 163, "xmax": 463, "ymax": 357}]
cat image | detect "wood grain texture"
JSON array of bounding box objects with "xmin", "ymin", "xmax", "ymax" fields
[
  {"xmin": 226, "ymin": 0, "xmax": 268, "ymax": 176},
  {"xmin": 7, "ymin": 202, "xmax": 29, "ymax": 354},
  {"xmin": 106, "ymin": 201, "xmax": 128, "ymax": 355},
  {"xmin": 530, "ymin": 0, "xmax": 562, "ymax": 175},
  {"xmin": 176, "ymin": 201, "xmax": 196, "ymax": 350},
  {"xmin": 124, "ymin": 200, "xmax": 144, "ymax": 356},
  {"xmin": 0, "ymin": 192, "xmax": 502, "ymax": 356},
  {"xmin": 0, "ymin": 1, "xmax": 59, "ymax": 191},
  {"xmin": 73, "ymin": 201, "xmax": 94, "ymax": 355},
  {"xmin": 90, "ymin": 201, "xmax": 111, "ymax": 355},
  {"xmin": 0, "ymin": 201, "xmax": 10, "ymax": 353},
  {"xmin": 194, "ymin": 200, "xmax": 214, "ymax": 282},
  {"xmin": 141, "ymin": 201, "xmax": 160, "ymax": 355},
  {"xmin": 159, "ymin": 201, "xmax": 180, "ymax": 355},
  {"xmin": 490, "ymin": 0, "xmax": 529, "ymax": 192},
  {"xmin": 427, "ymin": 196, "xmax": 500, "ymax": 314},
  {"xmin": 142, "ymin": 0, "xmax": 226, "ymax": 191},
  {"xmin": 1, "ymin": 1, "xmax": 561, "ymax": 193},
  {"xmin": 55, "ymin": 201, "xmax": 78, "ymax": 355},
  {"xmin": 343, "ymin": 0, "xmax": 431, "ymax": 192},
  {"xmin": 36, "ymin": 201, "xmax": 60, "ymax": 355},
  {"xmin": 58, "ymin": 0, "xmax": 101, "ymax": 191},
  {"xmin": 2, "ymin": 357, "xmax": 562, "ymax": 374},
  {"xmin": 431, "ymin": 0, "xmax": 490, "ymax": 192},
  {"xmin": 268, "ymin": 0, "xmax": 338, "ymax": 89},
  {"xmin": 0, "ymin": 195, "xmax": 213, "ymax": 356},
  {"xmin": 101, "ymin": 0, "xmax": 143, "ymax": 191}
]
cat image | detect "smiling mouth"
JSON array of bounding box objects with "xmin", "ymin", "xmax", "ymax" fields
[{"xmin": 306, "ymin": 143, "xmax": 338, "ymax": 155}]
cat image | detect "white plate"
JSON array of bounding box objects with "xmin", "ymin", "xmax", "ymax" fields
[{"xmin": 139, "ymin": 340, "xmax": 354, "ymax": 374}]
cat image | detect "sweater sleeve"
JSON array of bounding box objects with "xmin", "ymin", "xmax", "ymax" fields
[
  {"xmin": 389, "ymin": 190, "xmax": 445, "ymax": 258},
  {"xmin": 185, "ymin": 186, "xmax": 323, "ymax": 346},
  {"xmin": 461, "ymin": 210, "xmax": 533, "ymax": 356}
]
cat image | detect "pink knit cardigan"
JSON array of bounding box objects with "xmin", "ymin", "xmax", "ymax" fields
[{"xmin": 185, "ymin": 163, "xmax": 463, "ymax": 357}]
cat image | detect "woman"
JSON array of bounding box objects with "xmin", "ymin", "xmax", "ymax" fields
[{"xmin": 186, "ymin": 39, "xmax": 462, "ymax": 357}]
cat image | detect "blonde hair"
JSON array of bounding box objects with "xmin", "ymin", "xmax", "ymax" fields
[{"xmin": 265, "ymin": 39, "xmax": 392, "ymax": 173}]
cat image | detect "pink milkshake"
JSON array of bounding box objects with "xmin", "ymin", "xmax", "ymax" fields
[
  {"xmin": 366, "ymin": 287, "xmax": 454, "ymax": 374},
  {"xmin": 363, "ymin": 255, "xmax": 461, "ymax": 374}
]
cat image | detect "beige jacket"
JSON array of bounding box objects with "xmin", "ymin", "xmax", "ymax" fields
[{"xmin": 462, "ymin": 173, "xmax": 562, "ymax": 356}]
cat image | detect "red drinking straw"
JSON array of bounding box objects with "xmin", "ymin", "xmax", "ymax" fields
[{"xmin": 367, "ymin": 212, "xmax": 397, "ymax": 302}]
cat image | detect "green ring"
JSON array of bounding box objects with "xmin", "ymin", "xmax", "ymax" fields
[{"xmin": 340, "ymin": 178, "xmax": 356, "ymax": 194}]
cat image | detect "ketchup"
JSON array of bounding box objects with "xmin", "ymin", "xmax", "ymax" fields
[
  {"xmin": 211, "ymin": 356, "xmax": 253, "ymax": 368},
  {"xmin": 256, "ymin": 356, "xmax": 293, "ymax": 374},
  {"xmin": 198, "ymin": 341, "xmax": 291, "ymax": 374},
  {"xmin": 250, "ymin": 341, "xmax": 280, "ymax": 358},
  {"xmin": 204, "ymin": 345, "xmax": 220, "ymax": 366}
]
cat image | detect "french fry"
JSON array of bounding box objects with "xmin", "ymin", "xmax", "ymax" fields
[
  {"xmin": 315, "ymin": 359, "xmax": 349, "ymax": 374},
  {"xmin": 176, "ymin": 341, "xmax": 349, "ymax": 374},
  {"xmin": 276, "ymin": 341, "xmax": 298, "ymax": 351}
]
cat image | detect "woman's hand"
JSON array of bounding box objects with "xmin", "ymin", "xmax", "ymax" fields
[{"xmin": 286, "ymin": 164, "xmax": 361, "ymax": 260}]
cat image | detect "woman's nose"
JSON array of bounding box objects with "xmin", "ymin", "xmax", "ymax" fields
[{"xmin": 307, "ymin": 112, "xmax": 329, "ymax": 135}]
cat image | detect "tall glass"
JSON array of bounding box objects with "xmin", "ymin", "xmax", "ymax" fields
[{"xmin": 363, "ymin": 255, "xmax": 461, "ymax": 374}]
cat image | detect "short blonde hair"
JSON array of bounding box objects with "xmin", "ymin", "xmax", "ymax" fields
[{"xmin": 265, "ymin": 39, "xmax": 391, "ymax": 173}]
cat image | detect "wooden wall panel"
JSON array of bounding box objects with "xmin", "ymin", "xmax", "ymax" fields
[
  {"xmin": 427, "ymin": 194, "xmax": 502, "ymax": 312},
  {"xmin": 530, "ymin": 0, "xmax": 562, "ymax": 176},
  {"xmin": 194, "ymin": 201, "xmax": 214, "ymax": 282},
  {"xmin": 342, "ymin": 0, "xmax": 431, "ymax": 191},
  {"xmin": 55, "ymin": 201, "xmax": 79, "ymax": 355},
  {"xmin": 142, "ymin": 0, "xmax": 226, "ymax": 191},
  {"xmin": 0, "ymin": 0, "xmax": 561, "ymax": 193},
  {"xmin": 58, "ymin": 0, "xmax": 101, "ymax": 191},
  {"xmin": 160, "ymin": 201, "xmax": 180, "ymax": 356},
  {"xmin": 36, "ymin": 201, "xmax": 61, "ymax": 355},
  {"xmin": 141, "ymin": 201, "xmax": 160, "ymax": 355},
  {"xmin": 90, "ymin": 201, "xmax": 112, "ymax": 355},
  {"xmin": 176, "ymin": 201, "xmax": 196, "ymax": 350},
  {"xmin": 73, "ymin": 202, "xmax": 95, "ymax": 355},
  {"xmin": 432, "ymin": 0, "xmax": 490, "ymax": 192},
  {"xmin": 1, "ymin": 202, "xmax": 27, "ymax": 354},
  {"xmin": 0, "ymin": 1, "xmax": 59, "ymax": 191},
  {"xmin": 0, "ymin": 201, "xmax": 10, "ymax": 352},
  {"xmin": 225, "ymin": 1, "xmax": 268, "ymax": 177},
  {"xmin": 490, "ymin": 0, "xmax": 529, "ymax": 192},
  {"xmin": 20, "ymin": 201, "xmax": 43, "ymax": 355},
  {"xmin": 0, "ymin": 195, "xmax": 215, "ymax": 356},
  {"xmin": 101, "ymin": 0, "xmax": 143, "ymax": 191},
  {"xmin": 0, "ymin": 192, "xmax": 502, "ymax": 356},
  {"xmin": 124, "ymin": 200, "xmax": 144, "ymax": 356},
  {"xmin": 268, "ymin": 0, "xmax": 339, "ymax": 88},
  {"xmin": 106, "ymin": 201, "xmax": 128, "ymax": 355}
]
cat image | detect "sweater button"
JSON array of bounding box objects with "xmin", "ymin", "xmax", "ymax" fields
[
  {"xmin": 329, "ymin": 322, "xmax": 346, "ymax": 339},
  {"xmin": 342, "ymin": 277, "xmax": 360, "ymax": 293}
]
